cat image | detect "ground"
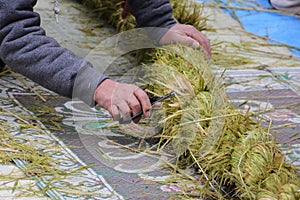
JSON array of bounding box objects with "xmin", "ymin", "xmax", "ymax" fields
[{"xmin": 0, "ymin": 0, "xmax": 299, "ymax": 199}]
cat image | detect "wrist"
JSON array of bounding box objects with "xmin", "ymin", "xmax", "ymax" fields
[{"xmin": 94, "ymin": 78, "xmax": 116, "ymax": 102}]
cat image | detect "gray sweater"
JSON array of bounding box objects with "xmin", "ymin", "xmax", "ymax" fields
[{"xmin": 0, "ymin": 0, "xmax": 176, "ymax": 105}]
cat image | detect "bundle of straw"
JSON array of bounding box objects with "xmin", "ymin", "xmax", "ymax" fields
[
  {"xmin": 79, "ymin": 0, "xmax": 300, "ymax": 199},
  {"xmin": 142, "ymin": 46, "xmax": 300, "ymax": 199}
]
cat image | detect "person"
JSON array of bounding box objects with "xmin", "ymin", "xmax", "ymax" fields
[
  {"xmin": 269, "ymin": 0, "xmax": 300, "ymax": 14},
  {"xmin": 0, "ymin": 0, "xmax": 211, "ymax": 122}
]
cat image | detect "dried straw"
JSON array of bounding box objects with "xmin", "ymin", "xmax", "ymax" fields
[
  {"xmin": 0, "ymin": 105, "xmax": 98, "ymax": 198},
  {"xmin": 78, "ymin": 0, "xmax": 300, "ymax": 199}
]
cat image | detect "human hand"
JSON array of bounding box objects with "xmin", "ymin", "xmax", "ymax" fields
[
  {"xmin": 160, "ymin": 23, "xmax": 211, "ymax": 60},
  {"xmin": 94, "ymin": 79, "xmax": 152, "ymax": 122}
]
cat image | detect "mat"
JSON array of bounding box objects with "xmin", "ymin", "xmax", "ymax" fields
[
  {"xmin": 222, "ymin": 67, "xmax": 300, "ymax": 167},
  {"xmin": 1, "ymin": 68, "xmax": 299, "ymax": 199},
  {"xmin": 0, "ymin": 72, "xmax": 188, "ymax": 199},
  {"xmin": 0, "ymin": 0, "xmax": 299, "ymax": 199}
]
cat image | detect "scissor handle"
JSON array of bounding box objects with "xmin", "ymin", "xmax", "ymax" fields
[{"xmin": 150, "ymin": 91, "xmax": 176, "ymax": 105}]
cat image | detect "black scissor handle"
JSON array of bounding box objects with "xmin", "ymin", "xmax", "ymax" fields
[{"xmin": 150, "ymin": 91, "xmax": 176, "ymax": 105}]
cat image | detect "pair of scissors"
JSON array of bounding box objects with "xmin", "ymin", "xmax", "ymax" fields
[{"xmin": 119, "ymin": 91, "xmax": 176, "ymax": 124}]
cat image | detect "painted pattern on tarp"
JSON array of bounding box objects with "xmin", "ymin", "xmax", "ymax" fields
[
  {"xmin": 0, "ymin": 66, "xmax": 299, "ymax": 199},
  {"xmin": 223, "ymin": 67, "xmax": 300, "ymax": 167},
  {"xmin": 1, "ymin": 73, "xmax": 179, "ymax": 200},
  {"xmin": 0, "ymin": 73, "xmax": 123, "ymax": 200},
  {"xmin": 55, "ymin": 100, "xmax": 170, "ymax": 174}
]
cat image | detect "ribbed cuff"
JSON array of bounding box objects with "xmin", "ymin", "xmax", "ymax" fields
[{"xmin": 72, "ymin": 60, "xmax": 108, "ymax": 107}]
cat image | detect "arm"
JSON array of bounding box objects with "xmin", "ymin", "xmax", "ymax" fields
[
  {"xmin": 97, "ymin": 0, "xmax": 211, "ymax": 122},
  {"xmin": 127, "ymin": 0, "xmax": 177, "ymax": 29},
  {"xmin": 0, "ymin": 0, "xmax": 107, "ymax": 105},
  {"xmin": 125, "ymin": 0, "xmax": 211, "ymax": 57}
]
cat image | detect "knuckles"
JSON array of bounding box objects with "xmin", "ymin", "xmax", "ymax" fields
[{"xmin": 131, "ymin": 102, "xmax": 141, "ymax": 111}]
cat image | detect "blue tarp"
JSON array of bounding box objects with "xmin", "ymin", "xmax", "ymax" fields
[{"xmin": 199, "ymin": 0, "xmax": 300, "ymax": 56}]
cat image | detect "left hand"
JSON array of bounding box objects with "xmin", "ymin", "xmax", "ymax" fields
[{"xmin": 160, "ymin": 23, "xmax": 211, "ymax": 60}]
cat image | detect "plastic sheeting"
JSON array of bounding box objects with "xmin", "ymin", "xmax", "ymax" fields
[{"xmin": 200, "ymin": 0, "xmax": 300, "ymax": 56}]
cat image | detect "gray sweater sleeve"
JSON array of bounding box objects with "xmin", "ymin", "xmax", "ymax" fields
[
  {"xmin": 0, "ymin": 0, "xmax": 176, "ymax": 106},
  {"xmin": 127, "ymin": 0, "xmax": 177, "ymax": 40},
  {"xmin": 128, "ymin": 0, "xmax": 176, "ymax": 28},
  {"xmin": 0, "ymin": 0, "xmax": 107, "ymax": 106}
]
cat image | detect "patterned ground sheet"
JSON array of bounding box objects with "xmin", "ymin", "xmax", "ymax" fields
[
  {"xmin": 0, "ymin": 73, "xmax": 181, "ymax": 199},
  {"xmin": 0, "ymin": 0, "xmax": 299, "ymax": 199},
  {"xmin": 0, "ymin": 66, "xmax": 299, "ymax": 199},
  {"xmin": 223, "ymin": 67, "xmax": 300, "ymax": 167}
]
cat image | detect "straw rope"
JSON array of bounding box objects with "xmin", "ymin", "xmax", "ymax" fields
[{"xmin": 79, "ymin": 0, "xmax": 300, "ymax": 199}]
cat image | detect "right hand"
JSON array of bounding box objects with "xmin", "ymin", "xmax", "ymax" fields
[{"xmin": 94, "ymin": 79, "xmax": 152, "ymax": 122}]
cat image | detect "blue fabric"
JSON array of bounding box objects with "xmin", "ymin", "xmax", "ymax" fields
[{"xmin": 199, "ymin": 0, "xmax": 300, "ymax": 56}]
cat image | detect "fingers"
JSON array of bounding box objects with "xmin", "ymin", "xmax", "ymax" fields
[
  {"xmin": 184, "ymin": 25, "xmax": 211, "ymax": 59},
  {"xmin": 109, "ymin": 97, "xmax": 141, "ymax": 122},
  {"xmin": 127, "ymin": 93, "xmax": 143, "ymax": 123},
  {"xmin": 117, "ymin": 100, "xmax": 131, "ymax": 121},
  {"xmin": 168, "ymin": 34, "xmax": 200, "ymax": 49},
  {"xmin": 108, "ymin": 91, "xmax": 145, "ymax": 122},
  {"xmin": 159, "ymin": 24, "xmax": 211, "ymax": 60},
  {"xmin": 117, "ymin": 88, "xmax": 151, "ymax": 123},
  {"xmin": 128, "ymin": 94, "xmax": 142, "ymax": 117},
  {"xmin": 94, "ymin": 80, "xmax": 152, "ymax": 123},
  {"xmin": 109, "ymin": 105, "xmax": 120, "ymax": 121},
  {"xmin": 134, "ymin": 88, "xmax": 152, "ymax": 118}
]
